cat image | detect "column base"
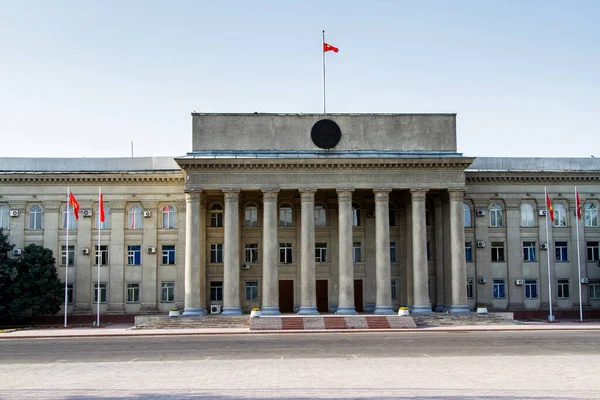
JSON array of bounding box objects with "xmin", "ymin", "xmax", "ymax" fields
[
  {"xmin": 411, "ymin": 306, "xmax": 433, "ymax": 315},
  {"xmin": 373, "ymin": 306, "xmax": 395, "ymax": 315},
  {"xmin": 448, "ymin": 305, "xmax": 471, "ymax": 314},
  {"xmin": 335, "ymin": 306, "xmax": 358, "ymax": 315},
  {"xmin": 364, "ymin": 303, "xmax": 376, "ymax": 313},
  {"xmin": 297, "ymin": 306, "xmax": 319, "ymax": 315},
  {"xmin": 220, "ymin": 307, "xmax": 243, "ymax": 316},
  {"xmin": 435, "ymin": 304, "xmax": 445, "ymax": 312},
  {"xmin": 260, "ymin": 307, "xmax": 281, "ymax": 316},
  {"xmin": 182, "ymin": 308, "xmax": 205, "ymax": 316}
]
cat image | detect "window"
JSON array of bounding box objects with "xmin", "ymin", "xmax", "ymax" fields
[
  {"xmin": 525, "ymin": 279, "xmax": 538, "ymax": 299},
  {"xmin": 391, "ymin": 279, "xmax": 397, "ymax": 301},
  {"xmin": 245, "ymin": 281, "xmax": 258, "ymax": 301},
  {"xmin": 389, "ymin": 204, "xmax": 396, "ymax": 227},
  {"xmin": 94, "ymin": 245, "xmax": 109, "ymax": 266},
  {"xmin": 210, "ymin": 204, "xmax": 223, "ymax": 227},
  {"xmin": 93, "ymin": 282, "xmax": 107, "ymax": 303},
  {"xmin": 0, "ymin": 205, "xmax": 8, "ymax": 229},
  {"xmin": 244, "ymin": 205, "xmax": 258, "ymax": 227},
  {"xmin": 62, "ymin": 206, "xmax": 77, "ymax": 230},
  {"xmin": 553, "ymin": 203, "xmax": 567, "ymax": 227},
  {"xmin": 353, "ymin": 242, "xmax": 362, "ymax": 262},
  {"xmin": 467, "ymin": 279, "xmax": 473, "ymax": 298},
  {"xmin": 315, "ymin": 243, "xmax": 327, "ymax": 262},
  {"xmin": 520, "ymin": 203, "xmax": 535, "ymax": 227},
  {"xmin": 390, "ymin": 242, "xmax": 396, "ymax": 262},
  {"xmin": 127, "ymin": 283, "xmax": 140, "ymax": 303},
  {"xmin": 63, "ymin": 284, "xmax": 74, "ymax": 304},
  {"xmin": 29, "ymin": 205, "xmax": 43, "ymax": 230},
  {"xmin": 279, "ymin": 242, "xmax": 292, "ymax": 263},
  {"xmin": 589, "ymin": 283, "xmax": 600, "ymax": 300},
  {"xmin": 161, "ymin": 281, "xmax": 175, "ymax": 302},
  {"xmin": 489, "ymin": 203, "xmax": 503, "ymax": 227},
  {"xmin": 522, "ymin": 241, "xmax": 536, "ymax": 262},
  {"xmin": 210, "ymin": 281, "xmax": 223, "ymax": 301},
  {"xmin": 557, "ymin": 279, "xmax": 570, "ymax": 298},
  {"xmin": 96, "ymin": 204, "xmax": 111, "ymax": 230},
  {"xmin": 585, "ymin": 203, "xmax": 599, "ymax": 227},
  {"xmin": 127, "ymin": 245, "xmax": 141, "ymax": 265},
  {"xmin": 128, "ymin": 205, "xmax": 143, "ymax": 229},
  {"xmin": 465, "ymin": 242, "xmax": 473, "ymax": 263},
  {"xmin": 352, "ymin": 203, "xmax": 360, "ymax": 227},
  {"xmin": 61, "ymin": 245, "xmax": 75, "ymax": 266},
  {"xmin": 555, "ymin": 241, "xmax": 568, "ymax": 262},
  {"xmin": 161, "ymin": 205, "xmax": 176, "ymax": 229},
  {"xmin": 491, "ymin": 242, "xmax": 505, "ymax": 262},
  {"xmin": 210, "ymin": 244, "xmax": 223, "ymax": 263},
  {"xmin": 426, "ymin": 241, "xmax": 431, "ymax": 261},
  {"xmin": 314, "ymin": 204, "xmax": 326, "ymax": 227},
  {"xmin": 162, "ymin": 245, "xmax": 175, "ymax": 265},
  {"xmin": 279, "ymin": 205, "xmax": 292, "ymax": 227},
  {"xmin": 492, "ymin": 279, "xmax": 505, "ymax": 298},
  {"xmin": 245, "ymin": 243, "xmax": 258, "ymax": 263},
  {"xmin": 463, "ymin": 203, "xmax": 472, "ymax": 227},
  {"xmin": 587, "ymin": 241, "xmax": 599, "ymax": 262}
]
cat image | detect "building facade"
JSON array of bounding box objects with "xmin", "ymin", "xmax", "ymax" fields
[{"xmin": 0, "ymin": 114, "xmax": 599, "ymax": 317}]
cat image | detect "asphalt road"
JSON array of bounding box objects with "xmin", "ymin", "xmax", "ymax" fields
[{"xmin": 2, "ymin": 330, "xmax": 600, "ymax": 364}]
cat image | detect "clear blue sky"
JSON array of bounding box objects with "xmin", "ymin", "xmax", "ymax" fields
[{"xmin": 1, "ymin": 1, "xmax": 598, "ymax": 158}]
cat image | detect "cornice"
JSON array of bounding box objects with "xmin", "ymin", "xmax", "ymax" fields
[
  {"xmin": 0, "ymin": 173, "xmax": 184, "ymax": 184},
  {"xmin": 466, "ymin": 171, "xmax": 600, "ymax": 183}
]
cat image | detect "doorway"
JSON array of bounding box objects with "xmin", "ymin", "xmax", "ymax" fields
[
  {"xmin": 316, "ymin": 280, "xmax": 329, "ymax": 313},
  {"xmin": 278, "ymin": 280, "xmax": 294, "ymax": 313},
  {"xmin": 354, "ymin": 280, "xmax": 364, "ymax": 312}
]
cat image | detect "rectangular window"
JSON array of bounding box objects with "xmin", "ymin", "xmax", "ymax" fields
[
  {"xmin": 210, "ymin": 244, "xmax": 223, "ymax": 263},
  {"xmin": 491, "ymin": 242, "xmax": 505, "ymax": 262},
  {"xmin": 162, "ymin": 245, "xmax": 175, "ymax": 265},
  {"xmin": 94, "ymin": 245, "xmax": 109, "ymax": 266},
  {"xmin": 522, "ymin": 241, "xmax": 536, "ymax": 262},
  {"xmin": 353, "ymin": 242, "xmax": 362, "ymax": 262},
  {"xmin": 245, "ymin": 281, "xmax": 258, "ymax": 301},
  {"xmin": 589, "ymin": 283, "xmax": 600, "ymax": 300},
  {"xmin": 127, "ymin": 282, "xmax": 140, "ymax": 303},
  {"xmin": 127, "ymin": 245, "xmax": 141, "ymax": 265},
  {"xmin": 315, "ymin": 243, "xmax": 327, "ymax": 263},
  {"xmin": 390, "ymin": 242, "xmax": 396, "ymax": 262},
  {"xmin": 161, "ymin": 281, "xmax": 175, "ymax": 302},
  {"xmin": 557, "ymin": 279, "xmax": 570, "ymax": 298},
  {"xmin": 280, "ymin": 207, "xmax": 293, "ymax": 227},
  {"xmin": 210, "ymin": 211, "xmax": 223, "ymax": 227},
  {"xmin": 587, "ymin": 242, "xmax": 599, "ymax": 261},
  {"xmin": 426, "ymin": 241, "xmax": 430, "ymax": 261},
  {"xmin": 465, "ymin": 242, "xmax": 473, "ymax": 263},
  {"xmin": 466, "ymin": 279, "xmax": 473, "ymax": 298},
  {"xmin": 61, "ymin": 245, "xmax": 75, "ymax": 266},
  {"xmin": 525, "ymin": 279, "xmax": 538, "ymax": 299},
  {"xmin": 555, "ymin": 241, "xmax": 568, "ymax": 262},
  {"xmin": 210, "ymin": 281, "xmax": 223, "ymax": 301},
  {"xmin": 245, "ymin": 207, "xmax": 258, "ymax": 227},
  {"xmin": 391, "ymin": 279, "xmax": 397, "ymax": 300},
  {"xmin": 493, "ymin": 279, "xmax": 505, "ymax": 298},
  {"xmin": 245, "ymin": 243, "xmax": 259, "ymax": 263},
  {"xmin": 93, "ymin": 282, "xmax": 107, "ymax": 303},
  {"xmin": 63, "ymin": 284, "xmax": 74, "ymax": 304},
  {"xmin": 279, "ymin": 243, "xmax": 293, "ymax": 263}
]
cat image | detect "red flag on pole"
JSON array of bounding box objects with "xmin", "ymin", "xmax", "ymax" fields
[
  {"xmin": 323, "ymin": 43, "xmax": 339, "ymax": 53},
  {"xmin": 546, "ymin": 193, "xmax": 555, "ymax": 222},
  {"xmin": 99, "ymin": 191, "xmax": 105, "ymax": 223},
  {"xmin": 576, "ymin": 190, "xmax": 582, "ymax": 219},
  {"xmin": 69, "ymin": 191, "xmax": 80, "ymax": 220}
]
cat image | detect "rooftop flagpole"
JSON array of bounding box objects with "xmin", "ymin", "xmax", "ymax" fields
[{"xmin": 322, "ymin": 30, "xmax": 326, "ymax": 114}]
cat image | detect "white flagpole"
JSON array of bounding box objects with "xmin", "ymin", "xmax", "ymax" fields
[
  {"xmin": 64, "ymin": 187, "xmax": 70, "ymax": 328},
  {"xmin": 322, "ymin": 30, "xmax": 326, "ymax": 114},
  {"xmin": 545, "ymin": 187, "xmax": 554, "ymax": 322},
  {"xmin": 575, "ymin": 186, "xmax": 583, "ymax": 321},
  {"xmin": 97, "ymin": 187, "xmax": 101, "ymax": 327}
]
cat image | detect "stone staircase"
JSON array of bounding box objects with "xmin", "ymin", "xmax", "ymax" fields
[
  {"xmin": 134, "ymin": 315, "xmax": 249, "ymax": 329},
  {"xmin": 251, "ymin": 315, "xmax": 417, "ymax": 330},
  {"xmin": 412, "ymin": 312, "xmax": 518, "ymax": 327}
]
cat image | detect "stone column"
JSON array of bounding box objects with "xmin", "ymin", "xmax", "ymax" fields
[
  {"xmin": 433, "ymin": 197, "xmax": 445, "ymax": 312},
  {"xmin": 140, "ymin": 201, "xmax": 158, "ymax": 314},
  {"xmin": 448, "ymin": 190, "xmax": 470, "ymax": 313},
  {"xmin": 298, "ymin": 189, "xmax": 319, "ymax": 315},
  {"xmin": 108, "ymin": 202, "xmax": 125, "ymax": 314},
  {"xmin": 261, "ymin": 189, "xmax": 280, "ymax": 315},
  {"xmin": 222, "ymin": 190, "xmax": 242, "ymax": 316},
  {"xmin": 336, "ymin": 190, "xmax": 356, "ymax": 315},
  {"xmin": 506, "ymin": 201, "xmax": 523, "ymax": 309},
  {"xmin": 374, "ymin": 189, "xmax": 394, "ymax": 314},
  {"xmin": 183, "ymin": 191, "xmax": 204, "ymax": 316},
  {"xmin": 411, "ymin": 189, "xmax": 432, "ymax": 314}
]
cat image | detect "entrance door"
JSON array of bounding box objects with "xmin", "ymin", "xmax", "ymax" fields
[
  {"xmin": 316, "ymin": 280, "xmax": 329, "ymax": 313},
  {"xmin": 278, "ymin": 280, "xmax": 294, "ymax": 313},
  {"xmin": 354, "ymin": 280, "xmax": 364, "ymax": 312}
]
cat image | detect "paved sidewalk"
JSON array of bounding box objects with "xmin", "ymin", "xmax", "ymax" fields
[{"xmin": 2, "ymin": 320, "xmax": 600, "ymax": 339}]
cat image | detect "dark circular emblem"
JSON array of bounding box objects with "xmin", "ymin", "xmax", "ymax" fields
[{"xmin": 311, "ymin": 119, "xmax": 341, "ymax": 149}]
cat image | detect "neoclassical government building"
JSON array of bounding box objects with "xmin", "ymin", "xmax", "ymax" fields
[{"xmin": 1, "ymin": 113, "xmax": 599, "ymax": 318}]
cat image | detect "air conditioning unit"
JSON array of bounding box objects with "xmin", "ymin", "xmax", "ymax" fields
[
  {"xmin": 9, "ymin": 210, "xmax": 19, "ymax": 217},
  {"xmin": 82, "ymin": 247, "xmax": 90, "ymax": 255},
  {"xmin": 539, "ymin": 209, "xmax": 547, "ymax": 216},
  {"xmin": 540, "ymin": 243, "xmax": 548, "ymax": 250},
  {"xmin": 478, "ymin": 277, "xmax": 487, "ymax": 284},
  {"xmin": 147, "ymin": 246, "xmax": 156, "ymax": 254},
  {"xmin": 12, "ymin": 248, "xmax": 22, "ymax": 256},
  {"xmin": 82, "ymin": 210, "xmax": 92, "ymax": 217},
  {"xmin": 143, "ymin": 211, "xmax": 152, "ymax": 218},
  {"xmin": 477, "ymin": 241, "xmax": 486, "ymax": 248},
  {"xmin": 467, "ymin": 278, "xmax": 474, "ymax": 284},
  {"xmin": 476, "ymin": 209, "xmax": 486, "ymax": 217},
  {"xmin": 210, "ymin": 304, "xmax": 221, "ymax": 314},
  {"xmin": 241, "ymin": 263, "xmax": 251, "ymax": 270},
  {"xmin": 515, "ymin": 279, "xmax": 525, "ymax": 286},
  {"xmin": 581, "ymin": 278, "xmax": 589, "ymax": 284}
]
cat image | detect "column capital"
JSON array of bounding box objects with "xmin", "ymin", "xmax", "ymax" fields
[
  {"xmin": 185, "ymin": 192, "xmax": 201, "ymax": 203},
  {"xmin": 336, "ymin": 189, "xmax": 354, "ymax": 202},
  {"xmin": 299, "ymin": 189, "xmax": 316, "ymax": 202},
  {"xmin": 374, "ymin": 189, "xmax": 391, "ymax": 203},
  {"xmin": 261, "ymin": 189, "xmax": 279, "ymax": 203},
  {"xmin": 410, "ymin": 189, "xmax": 428, "ymax": 202},
  {"xmin": 223, "ymin": 190, "xmax": 240, "ymax": 202},
  {"xmin": 447, "ymin": 189, "xmax": 465, "ymax": 202}
]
